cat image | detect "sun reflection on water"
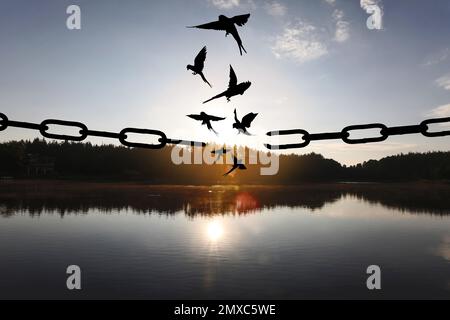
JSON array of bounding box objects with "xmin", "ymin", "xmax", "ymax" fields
[{"xmin": 206, "ymin": 220, "xmax": 224, "ymax": 242}]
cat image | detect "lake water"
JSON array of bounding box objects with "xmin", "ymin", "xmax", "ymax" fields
[{"xmin": 0, "ymin": 182, "xmax": 449, "ymax": 299}]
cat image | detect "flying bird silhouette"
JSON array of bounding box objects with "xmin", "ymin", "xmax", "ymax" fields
[
  {"xmin": 188, "ymin": 14, "xmax": 250, "ymax": 55},
  {"xmin": 233, "ymin": 109, "xmax": 258, "ymax": 135},
  {"xmin": 224, "ymin": 156, "xmax": 247, "ymax": 176},
  {"xmin": 187, "ymin": 112, "xmax": 225, "ymax": 135},
  {"xmin": 187, "ymin": 46, "xmax": 212, "ymax": 88},
  {"xmin": 203, "ymin": 65, "xmax": 251, "ymax": 104},
  {"xmin": 211, "ymin": 147, "xmax": 232, "ymax": 163}
]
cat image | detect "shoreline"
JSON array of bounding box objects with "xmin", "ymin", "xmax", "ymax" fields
[{"xmin": 1, "ymin": 178, "xmax": 450, "ymax": 190}]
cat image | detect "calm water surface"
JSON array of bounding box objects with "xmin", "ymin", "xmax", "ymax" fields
[{"xmin": 0, "ymin": 182, "xmax": 449, "ymax": 299}]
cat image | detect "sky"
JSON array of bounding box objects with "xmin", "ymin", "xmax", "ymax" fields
[{"xmin": 0, "ymin": 0, "xmax": 449, "ymax": 165}]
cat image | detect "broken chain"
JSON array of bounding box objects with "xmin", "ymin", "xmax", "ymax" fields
[
  {"xmin": 0, "ymin": 112, "xmax": 205, "ymax": 149},
  {"xmin": 265, "ymin": 117, "xmax": 450, "ymax": 150},
  {"xmin": 2, "ymin": 112, "xmax": 450, "ymax": 151}
]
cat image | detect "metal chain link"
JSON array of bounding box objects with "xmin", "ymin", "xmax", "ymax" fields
[
  {"xmin": 265, "ymin": 117, "xmax": 450, "ymax": 150},
  {"xmin": 0, "ymin": 112, "xmax": 206, "ymax": 149},
  {"xmin": 2, "ymin": 112, "xmax": 450, "ymax": 151}
]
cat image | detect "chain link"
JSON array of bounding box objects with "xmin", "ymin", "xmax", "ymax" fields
[
  {"xmin": 40, "ymin": 119, "xmax": 88, "ymax": 142},
  {"xmin": 421, "ymin": 117, "xmax": 450, "ymax": 137},
  {"xmin": 342, "ymin": 123, "xmax": 388, "ymax": 145},
  {"xmin": 0, "ymin": 112, "xmax": 206, "ymax": 149},
  {"xmin": 0, "ymin": 113, "xmax": 7, "ymax": 132},
  {"xmin": 266, "ymin": 129, "xmax": 310, "ymax": 149},
  {"xmin": 265, "ymin": 117, "xmax": 450, "ymax": 150},
  {"xmin": 119, "ymin": 128, "xmax": 167, "ymax": 150}
]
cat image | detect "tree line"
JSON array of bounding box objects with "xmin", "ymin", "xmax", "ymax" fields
[{"xmin": 0, "ymin": 139, "xmax": 449, "ymax": 184}]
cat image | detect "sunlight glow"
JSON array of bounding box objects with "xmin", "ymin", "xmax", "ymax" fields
[{"xmin": 206, "ymin": 221, "xmax": 224, "ymax": 242}]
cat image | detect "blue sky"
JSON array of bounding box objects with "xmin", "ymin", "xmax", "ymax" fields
[{"xmin": 0, "ymin": 0, "xmax": 449, "ymax": 165}]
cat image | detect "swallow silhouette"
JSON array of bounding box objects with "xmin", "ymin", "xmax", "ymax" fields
[
  {"xmin": 203, "ymin": 65, "xmax": 251, "ymax": 104},
  {"xmin": 224, "ymin": 156, "xmax": 247, "ymax": 176},
  {"xmin": 187, "ymin": 46, "xmax": 212, "ymax": 88},
  {"xmin": 187, "ymin": 112, "xmax": 225, "ymax": 135},
  {"xmin": 211, "ymin": 147, "xmax": 232, "ymax": 163},
  {"xmin": 188, "ymin": 14, "xmax": 250, "ymax": 55},
  {"xmin": 233, "ymin": 109, "xmax": 258, "ymax": 135}
]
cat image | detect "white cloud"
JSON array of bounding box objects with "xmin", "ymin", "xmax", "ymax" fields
[
  {"xmin": 209, "ymin": 0, "xmax": 240, "ymax": 9},
  {"xmin": 423, "ymin": 48, "xmax": 450, "ymax": 67},
  {"xmin": 208, "ymin": 0, "xmax": 258, "ymax": 10},
  {"xmin": 324, "ymin": 0, "xmax": 336, "ymax": 5},
  {"xmin": 361, "ymin": 0, "xmax": 381, "ymax": 9},
  {"xmin": 429, "ymin": 104, "xmax": 450, "ymax": 117},
  {"xmin": 271, "ymin": 6, "xmax": 350, "ymax": 63},
  {"xmin": 436, "ymin": 75, "xmax": 450, "ymax": 91},
  {"xmin": 272, "ymin": 21, "xmax": 328, "ymax": 64},
  {"xmin": 265, "ymin": 1, "xmax": 287, "ymax": 17},
  {"xmin": 332, "ymin": 9, "xmax": 350, "ymax": 43},
  {"xmin": 332, "ymin": 8, "xmax": 344, "ymax": 20}
]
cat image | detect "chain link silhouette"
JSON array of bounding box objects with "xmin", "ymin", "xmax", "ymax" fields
[
  {"xmin": 265, "ymin": 117, "xmax": 450, "ymax": 150},
  {"xmin": 1, "ymin": 112, "xmax": 450, "ymax": 151},
  {"xmin": 0, "ymin": 112, "xmax": 205, "ymax": 149}
]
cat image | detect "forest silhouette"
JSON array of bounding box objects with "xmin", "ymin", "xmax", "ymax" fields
[{"xmin": 0, "ymin": 139, "xmax": 450, "ymax": 184}]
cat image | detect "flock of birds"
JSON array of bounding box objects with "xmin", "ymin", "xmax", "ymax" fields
[{"xmin": 185, "ymin": 14, "xmax": 255, "ymax": 176}]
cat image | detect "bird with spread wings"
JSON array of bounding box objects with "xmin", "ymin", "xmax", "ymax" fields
[
  {"xmin": 187, "ymin": 112, "xmax": 226, "ymax": 135},
  {"xmin": 233, "ymin": 109, "xmax": 258, "ymax": 135},
  {"xmin": 188, "ymin": 14, "xmax": 250, "ymax": 56},
  {"xmin": 187, "ymin": 46, "xmax": 212, "ymax": 88},
  {"xmin": 203, "ymin": 65, "xmax": 251, "ymax": 104}
]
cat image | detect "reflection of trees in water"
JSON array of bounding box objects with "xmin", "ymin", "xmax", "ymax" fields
[
  {"xmin": 0, "ymin": 182, "xmax": 449, "ymax": 217},
  {"xmin": 342, "ymin": 184, "xmax": 450, "ymax": 216}
]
